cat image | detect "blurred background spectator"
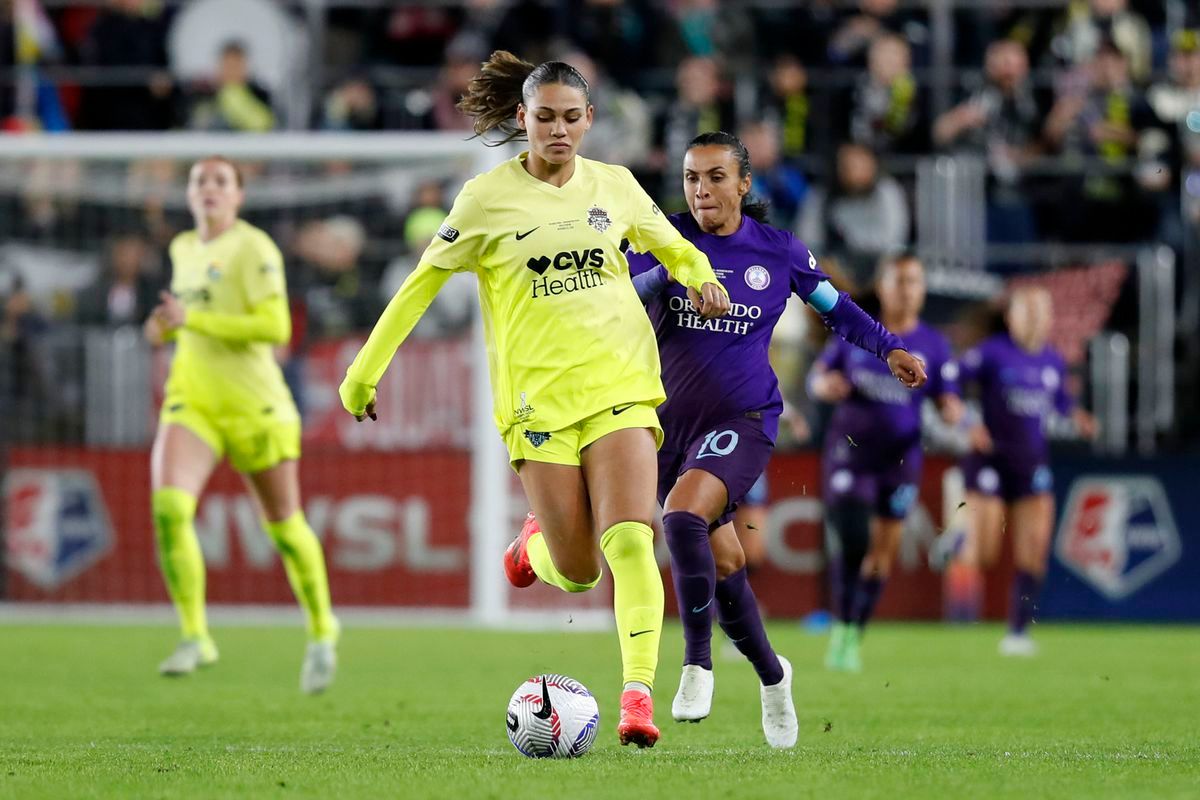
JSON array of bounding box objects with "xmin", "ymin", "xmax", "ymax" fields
[
  {"xmin": 74, "ymin": 230, "xmax": 160, "ymax": 327},
  {"xmin": 187, "ymin": 40, "xmax": 275, "ymax": 133}
]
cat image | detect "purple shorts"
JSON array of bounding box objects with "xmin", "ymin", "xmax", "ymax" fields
[
  {"xmin": 961, "ymin": 452, "xmax": 1052, "ymax": 502},
  {"xmin": 821, "ymin": 434, "xmax": 923, "ymax": 520},
  {"xmin": 658, "ymin": 414, "xmax": 774, "ymax": 529}
]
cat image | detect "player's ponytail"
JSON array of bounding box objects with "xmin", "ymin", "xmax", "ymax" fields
[
  {"xmin": 686, "ymin": 131, "xmax": 770, "ymax": 224},
  {"xmin": 457, "ymin": 51, "xmax": 591, "ymax": 145}
]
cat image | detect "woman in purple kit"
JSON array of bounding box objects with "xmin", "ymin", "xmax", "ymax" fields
[
  {"xmin": 629, "ymin": 131, "xmax": 925, "ymax": 747},
  {"xmin": 954, "ymin": 286, "xmax": 1095, "ymax": 657},
  {"xmin": 810, "ymin": 253, "xmax": 963, "ymax": 673}
]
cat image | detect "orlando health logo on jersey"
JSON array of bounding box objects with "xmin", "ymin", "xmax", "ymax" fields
[
  {"xmin": 1055, "ymin": 476, "xmax": 1181, "ymax": 600},
  {"xmin": 5, "ymin": 469, "xmax": 113, "ymax": 590}
]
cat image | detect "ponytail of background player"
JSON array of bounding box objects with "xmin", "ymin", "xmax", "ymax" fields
[
  {"xmin": 145, "ymin": 156, "xmax": 338, "ymax": 693},
  {"xmin": 338, "ymin": 52, "xmax": 729, "ymax": 748}
]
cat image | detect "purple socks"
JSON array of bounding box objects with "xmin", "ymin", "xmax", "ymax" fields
[
  {"xmin": 716, "ymin": 568, "xmax": 784, "ymax": 686},
  {"xmin": 1009, "ymin": 570, "xmax": 1043, "ymax": 635},
  {"xmin": 853, "ymin": 575, "xmax": 886, "ymax": 629},
  {"xmin": 664, "ymin": 511, "xmax": 717, "ymax": 670}
]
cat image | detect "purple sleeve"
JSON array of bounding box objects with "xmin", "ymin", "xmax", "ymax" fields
[
  {"xmin": 817, "ymin": 337, "xmax": 846, "ymax": 372},
  {"xmin": 931, "ymin": 336, "xmax": 960, "ymax": 398},
  {"xmin": 1053, "ymin": 354, "xmax": 1075, "ymax": 416},
  {"xmin": 820, "ymin": 292, "xmax": 907, "ymax": 361},
  {"xmin": 626, "ymin": 249, "xmax": 658, "ymax": 278},
  {"xmin": 958, "ymin": 346, "xmax": 984, "ymax": 388},
  {"xmin": 631, "ymin": 264, "xmax": 670, "ymax": 304},
  {"xmin": 786, "ymin": 235, "xmax": 831, "ymax": 299}
]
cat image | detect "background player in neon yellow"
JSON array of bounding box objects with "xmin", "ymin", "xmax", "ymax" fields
[
  {"xmin": 144, "ymin": 156, "xmax": 338, "ymax": 693},
  {"xmin": 339, "ymin": 51, "xmax": 729, "ymax": 748}
]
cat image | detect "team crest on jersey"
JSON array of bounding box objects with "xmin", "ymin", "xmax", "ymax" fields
[
  {"xmin": 5, "ymin": 469, "xmax": 114, "ymax": 590},
  {"xmin": 744, "ymin": 265, "xmax": 770, "ymax": 291},
  {"xmin": 438, "ymin": 224, "xmax": 460, "ymax": 243},
  {"xmin": 586, "ymin": 206, "xmax": 612, "ymax": 233},
  {"xmin": 207, "ymin": 263, "xmax": 222, "ymax": 282},
  {"xmin": 1055, "ymin": 476, "xmax": 1181, "ymax": 599},
  {"xmin": 523, "ymin": 430, "xmax": 552, "ymax": 448}
]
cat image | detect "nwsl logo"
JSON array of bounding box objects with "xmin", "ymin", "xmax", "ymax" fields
[
  {"xmin": 1055, "ymin": 477, "xmax": 1181, "ymax": 600},
  {"xmin": 5, "ymin": 469, "xmax": 113, "ymax": 590}
]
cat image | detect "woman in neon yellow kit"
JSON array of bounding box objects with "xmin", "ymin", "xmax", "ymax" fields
[
  {"xmin": 340, "ymin": 52, "xmax": 729, "ymax": 747},
  {"xmin": 145, "ymin": 156, "xmax": 338, "ymax": 693}
]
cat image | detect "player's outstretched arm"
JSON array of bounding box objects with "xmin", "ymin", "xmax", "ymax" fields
[
  {"xmin": 154, "ymin": 290, "xmax": 290, "ymax": 344},
  {"xmin": 339, "ymin": 261, "xmax": 453, "ymax": 420},
  {"xmin": 648, "ymin": 238, "xmax": 729, "ymax": 319}
]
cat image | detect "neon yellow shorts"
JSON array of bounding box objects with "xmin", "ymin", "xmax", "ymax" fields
[
  {"xmin": 160, "ymin": 399, "xmax": 301, "ymax": 475},
  {"xmin": 503, "ymin": 401, "xmax": 663, "ymax": 469}
]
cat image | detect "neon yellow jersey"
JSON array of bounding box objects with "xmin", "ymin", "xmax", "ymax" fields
[
  {"xmin": 166, "ymin": 220, "xmax": 298, "ymax": 421},
  {"xmin": 415, "ymin": 153, "xmax": 718, "ymax": 436}
]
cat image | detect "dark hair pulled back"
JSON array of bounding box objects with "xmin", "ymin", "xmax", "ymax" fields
[
  {"xmin": 685, "ymin": 131, "xmax": 770, "ymax": 224},
  {"xmin": 456, "ymin": 50, "xmax": 590, "ymax": 145}
]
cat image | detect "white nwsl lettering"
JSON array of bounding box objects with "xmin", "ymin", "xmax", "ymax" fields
[
  {"xmin": 1004, "ymin": 387, "xmax": 1051, "ymax": 417},
  {"xmin": 850, "ymin": 368, "xmax": 911, "ymax": 405}
]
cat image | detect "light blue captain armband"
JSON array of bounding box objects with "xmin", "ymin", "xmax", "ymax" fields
[{"xmin": 805, "ymin": 280, "xmax": 840, "ymax": 313}]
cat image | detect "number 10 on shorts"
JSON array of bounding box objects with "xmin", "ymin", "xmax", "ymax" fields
[{"xmin": 697, "ymin": 429, "xmax": 740, "ymax": 459}]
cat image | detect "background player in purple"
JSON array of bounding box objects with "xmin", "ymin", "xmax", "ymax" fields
[
  {"xmin": 810, "ymin": 254, "xmax": 963, "ymax": 673},
  {"xmin": 953, "ymin": 286, "xmax": 1095, "ymax": 657},
  {"xmin": 629, "ymin": 131, "xmax": 925, "ymax": 747}
]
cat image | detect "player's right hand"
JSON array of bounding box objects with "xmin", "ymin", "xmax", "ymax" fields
[
  {"xmin": 813, "ymin": 370, "xmax": 852, "ymax": 403},
  {"xmin": 968, "ymin": 423, "xmax": 993, "ymax": 454},
  {"xmin": 339, "ymin": 376, "xmax": 378, "ymax": 422}
]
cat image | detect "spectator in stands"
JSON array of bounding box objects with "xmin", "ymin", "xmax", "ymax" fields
[
  {"xmin": 1050, "ymin": 0, "xmax": 1152, "ymax": 83},
  {"xmin": 0, "ymin": 273, "xmax": 59, "ymax": 441},
  {"xmin": 654, "ymin": 56, "xmax": 735, "ymax": 201},
  {"xmin": 319, "ymin": 75, "xmax": 382, "ymax": 131},
  {"xmin": 828, "ymin": 0, "xmax": 927, "ymax": 68},
  {"xmin": 761, "ymin": 55, "xmax": 813, "ymax": 162},
  {"xmin": 293, "ymin": 215, "xmax": 377, "ymax": 340},
  {"xmin": 75, "ymin": 230, "xmax": 160, "ymax": 327},
  {"xmin": 1044, "ymin": 39, "xmax": 1166, "ymax": 242},
  {"xmin": 564, "ymin": 49, "xmax": 653, "ymax": 172},
  {"xmin": 1147, "ymin": 29, "xmax": 1200, "ymax": 250},
  {"xmin": 738, "ymin": 120, "xmax": 809, "ymax": 230},
  {"xmin": 798, "ymin": 143, "xmax": 910, "ymax": 283},
  {"xmin": 562, "ymin": 0, "xmax": 664, "ymax": 88},
  {"xmin": 849, "ymin": 34, "xmax": 926, "ymax": 154},
  {"xmin": 188, "ymin": 40, "xmax": 276, "ymax": 133},
  {"xmin": 77, "ymin": 0, "xmax": 174, "ymax": 131},
  {"xmin": 934, "ymin": 39, "xmax": 1045, "ymax": 247},
  {"xmin": 663, "ymin": 0, "xmax": 756, "ymax": 74},
  {"xmin": 415, "ymin": 33, "xmax": 481, "ymax": 132}
]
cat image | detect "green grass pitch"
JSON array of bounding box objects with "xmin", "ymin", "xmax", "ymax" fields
[{"xmin": 2, "ymin": 622, "xmax": 1198, "ymax": 799}]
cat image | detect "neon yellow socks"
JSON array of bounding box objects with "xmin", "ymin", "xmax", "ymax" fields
[
  {"xmin": 528, "ymin": 530, "xmax": 602, "ymax": 593},
  {"xmin": 263, "ymin": 510, "xmax": 337, "ymax": 641},
  {"xmin": 601, "ymin": 521, "xmax": 663, "ymax": 689},
  {"xmin": 151, "ymin": 487, "xmax": 209, "ymax": 641}
]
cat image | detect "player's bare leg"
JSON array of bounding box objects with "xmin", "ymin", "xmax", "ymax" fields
[
  {"xmin": 245, "ymin": 460, "xmax": 338, "ymax": 693},
  {"xmin": 1000, "ymin": 494, "xmax": 1054, "ymax": 657},
  {"xmin": 152, "ymin": 424, "xmax": 220, "ymax": 676},
  {"xmin": 582, "ymin": 427, "xmax": 663, "ymax": 748},
  {"xmin": 949, "ymin": 492, "xmax": 1004, "ymax": 624}
]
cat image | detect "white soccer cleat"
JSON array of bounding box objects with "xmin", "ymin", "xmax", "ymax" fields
[
  {"xmin": 672, "ymin": 664, "xmax": 714, "ymax": 722},
  {"xmin": 301, "ymin": 640, "xmax": 338, "ymax": 695},
  {"xmin": 760, "ymin": 655, "xmax": 798, "ymax": 749},
  {"xmin": 159, "ymin": 639, "xmax": 218, "ymax": 676},
  {"xmin": 998, "ymin": 633, "xmax": 1038, "ymax": 657}
]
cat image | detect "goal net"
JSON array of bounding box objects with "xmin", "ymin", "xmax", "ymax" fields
[{"xmin": 0, "ymin": 132, "xmax": 612, "ymax": 628}]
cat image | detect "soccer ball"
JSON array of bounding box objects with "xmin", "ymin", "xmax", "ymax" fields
[{"xmin": 505, "ymin": 674, "xmax": 600, "ymax": 758}]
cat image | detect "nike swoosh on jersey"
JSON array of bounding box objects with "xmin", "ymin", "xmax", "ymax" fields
[
  {"xmin": 629, "ymin": 629, "xmax": 655, "ymax": 638},
  {"xmin": 612, "ymin": 403, "xmax": 636, "ymax": 415},
  {"xmin": 515, "ymin": 227, "xmax": 539, "ymax": 240}
]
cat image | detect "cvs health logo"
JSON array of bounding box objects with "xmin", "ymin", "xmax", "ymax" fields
[
  {"xmin": 1055, "ymin": 476, "xmax": 1181, "ymax": 599},
  {"xmin": 5, "ymin": 469, "xmax": 114, "ymax": 590}
]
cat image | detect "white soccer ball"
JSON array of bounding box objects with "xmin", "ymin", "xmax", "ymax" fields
[{"xmin": 505, "ymin": 674, "xmax": 600, "ymax": 758}]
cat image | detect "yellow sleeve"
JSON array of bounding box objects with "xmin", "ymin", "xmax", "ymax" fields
[
  {"xmin": 241, "ymin": 235, "xmax": 288, "ymax": 306},
  {"xmin": 339, "ymin": 261, "xmax": 455, "ymax": 416},
  {"xmin": 186, "ymin": 294, "xmax": 291, "ymax": 345},
  {"xmin": 418, "ymin": 185, "xmax": 489, "ymax": 272},
  {"xmin": 621, "ymin": 169, "xmax": 723, "ymax": 293}
]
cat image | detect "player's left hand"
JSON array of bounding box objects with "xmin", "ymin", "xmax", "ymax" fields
[
  {"xmin": 154, "ymin": 291, "xmax": 187, "ymax": 331},
  {"xmin": 689, "ymin": 282, "xmax": 730, "ymax": 320},
  {"xmin": 938, "ymin": 393, "xmax": 965, "ymax": 426},
  {"xmin": 1073, "ymin": 408, "xmax": 1098, "ymax": 440},
  {"xmin": 339, "ymin": 376, "xmax": 378, "ymax": 421},
  {"xmin": 887, "ymin": 349, "xmax": 927, "ymax": 389}
]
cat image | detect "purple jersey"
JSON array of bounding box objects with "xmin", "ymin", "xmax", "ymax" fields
[
  {"xmin": 628, "ymin": 213, "xmax": 831, "ymax": 450},
  {"xmin": 960, "ymin": 332, "xmax": 1074, "ymax": 462},
  {"xmin": 818, "ymin": 321, "xmax": 959, "ymax": 448}
]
